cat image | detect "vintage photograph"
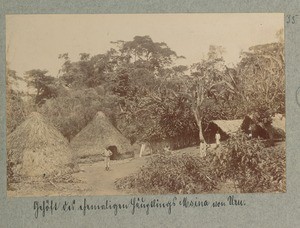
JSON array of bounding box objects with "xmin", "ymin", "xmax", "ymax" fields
[{"xmin": 6, "ymin": 14, "xmax": 285, "ymax": 196}]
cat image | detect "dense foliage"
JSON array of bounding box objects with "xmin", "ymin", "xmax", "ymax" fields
[
  {"xmin": 115, "ymin": 152, "xmax": 219, "ymax": 194},
  {"xmin": 7, "ymin": 31, "xmax": 286, "ymax": 194},
  {"xmin": 7, "ymin": 33, "xmax": 285, "ymax": 148},
  {"xmin": 116, "ymin": 132, "xmax": 285, "ymax": 194},
  {"xmin": 6, "ymin": 69, "xmax": 27, "ymax": 134},
  {"xmin": 212, "ymin": 132, "xmax": 285, "ymax": 193}
]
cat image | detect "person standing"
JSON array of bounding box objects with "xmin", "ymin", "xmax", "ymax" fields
[
  {"xmin": 139, "ymin": 143, "xmax": 146, "ymax": 158},
  {"xmin": 215, "ymin": 131, "xmax": 221, "ymax": 148},
  {"xmin": 248, "ymin": 125, "xmax": 253, "ymax": 139},
  {"xmin": 103, "ymin": 147, "xmax": 113, "ymax": 171}
]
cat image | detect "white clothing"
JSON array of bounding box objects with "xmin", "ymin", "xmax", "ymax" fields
[{"xmin": 215, "ymin": 133, "xmax": 221, "ymax": 145}]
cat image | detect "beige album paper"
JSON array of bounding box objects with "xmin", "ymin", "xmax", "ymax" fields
[{"xmin": 1, "ymin": 1, "xmax": 300, "ymax": 228}]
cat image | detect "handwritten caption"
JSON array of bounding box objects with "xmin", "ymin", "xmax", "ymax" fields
[{"xmin": 33, "ymin": 195, "xmax": 246, "ymax": 219}]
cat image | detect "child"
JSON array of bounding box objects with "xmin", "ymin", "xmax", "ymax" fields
[{"xmin": 103, "ymin": 146, "xmax": 113, "ymax": 171}]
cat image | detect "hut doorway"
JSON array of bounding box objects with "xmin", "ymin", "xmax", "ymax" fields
[
  {"xmin": 204, "ymin": 122, "xmax": 229, "ymax": 144},
  {"xmin": 107, "ymin": 145, "xmax": 118, "ymax": 160}
]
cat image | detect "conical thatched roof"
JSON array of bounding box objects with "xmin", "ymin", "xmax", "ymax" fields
[
  {"xmin": 70, "ymin": 111, "xmax": 132, "ymax": 158},
  {"xmin": 7, "ymin": 112, "xmax": 76, "ymax": 178}
]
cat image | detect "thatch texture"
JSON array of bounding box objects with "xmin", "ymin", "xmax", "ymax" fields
[
  {"xmin": 204, "ymin": 119, "xmax": 243, "ymax": 144},
  {"xmin": 242, "ymin": 114, "xmax": 285, "ymax": 140},
  {"xmin": 7, "ymin": 112, "xmax": 77, "ymax": 179},
  {"xmin": 70, "ymin": 111, "xmax": 132, "ymax": 159},
  {"xmin": 211, "ymin": 119, "xmax": 243, "ymax": 134},
  {"xmin": 272, "ymin": 114, "xmax": 285, "ymax": 132}
]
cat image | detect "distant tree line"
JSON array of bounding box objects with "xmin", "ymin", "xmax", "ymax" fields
[{"xmin": 7, "ymin": 30, "xmax": 284, "ymax": 150}]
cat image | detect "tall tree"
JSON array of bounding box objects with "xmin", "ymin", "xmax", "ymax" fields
[
  {"xmin": 108, "ymin": 36, "xmax": 186, "ymax": 144},
  {"xmin": 24, "ymin": 69, "xmax": 58, "ymax": 106},
  {"xmin": 59, "ymin": 50, "xmax": 119, "ymax": 88},
  {"xmin": 112, "ymin": 35, "xmax": 184, "ymax": 72},
  {"xmin": 236, "ymin": 39, "xmax": 284, "ymax": 145},
  {"xmin": 238, "ymin": 42, "xmax": 284, "ymax": 114},
  {"xmin": 187, "ymin": 45, "xmax": 231, "ymax": 156}
]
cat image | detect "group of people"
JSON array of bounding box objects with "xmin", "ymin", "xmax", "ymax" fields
[{"xmin": 102, "ymin": 130, "xmax": 225, "ymax": 171}]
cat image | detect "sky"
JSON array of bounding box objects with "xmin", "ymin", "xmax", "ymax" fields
[{"xmin": 6, "ymin": 13, "xmax": 283, "ymax": 78}]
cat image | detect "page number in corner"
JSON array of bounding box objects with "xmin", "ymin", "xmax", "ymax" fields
[{"xmin": 287, "ymin": 15, "xmax": 298, "ymax": 24}]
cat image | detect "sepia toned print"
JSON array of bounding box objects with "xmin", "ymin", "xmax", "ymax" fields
[{"xmin": 6, "ymin": 14, "xmax": 285, "ymax": 196}]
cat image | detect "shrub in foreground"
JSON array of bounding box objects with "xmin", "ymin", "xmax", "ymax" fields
[
  {"xmin": 116, "ymin": 132, "xmax": 286, "ymax": 194},
  {"xmin": 115, "ymin": 152, "xmax": 219, "ymax": 194},
  {"xmin": 212, "ymin": 132, "xmax": 286, "ymax": 193}
]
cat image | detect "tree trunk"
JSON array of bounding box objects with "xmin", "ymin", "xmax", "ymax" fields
[
  {"xmin": 193, "ymin": 109, "xmax": 207, "ymax": 157},
  {"xmin": 198, "ymin": 119, "xmax": 207, "ymax": 157}
]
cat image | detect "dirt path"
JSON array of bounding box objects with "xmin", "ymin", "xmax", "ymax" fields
[
  {"xmin": 8, "ymin": 143, "xmax": 285, "ymax": 197},
  {"xmin": 7, "ymin": 156, "xmax": 148, "ymax": 197},
  {"xmin": 73, "ymin": 156, "xmax": 148, "ymax": 196}
]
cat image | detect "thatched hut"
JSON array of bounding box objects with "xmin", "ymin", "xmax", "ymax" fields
[
  {"xmin": 272, "ymin": 114, "xmax": 285, "ymax": 132},
  {"xmin": 204, "ymin": 114, "xmax": 285, "ymax": 144},
  {"xmin": 70, "ymin": 111, "xmax": 132, "ymax": 161},
  {"xmin": 241, "ymin": 114, "xmax": 285, "ymax": 140},
  {"xmin": 241, "ymin": 115, "xmax": 269, "ymax": 139},
  {"xmin": 7, "ymin": 112, "xmax": 77, "ymax": 179},
  {"xmin": 271, "ymin": 114, "xmax": 285, "ymax": 140},
  {"xmin": 204, "ymin": 119, "xmax": 243, "ymax": 144}
]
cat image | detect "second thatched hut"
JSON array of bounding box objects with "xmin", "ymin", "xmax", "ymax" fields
[
  {"xmin": 204, "ymin": 119, "xmax": 243, "ymax": 144},
  {"xmin": 70, "ymin": 111, "xmax": 133, "ymax": 161}
]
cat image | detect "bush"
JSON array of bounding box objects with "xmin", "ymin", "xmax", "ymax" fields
[
  {"xmin": 7, "ymin": 161, "xmax": 22, "ymax": 188},
  {"xmin": 212, "ymin": 131, "xmax": 286, "ymax": 193},
  {"xmin": 116, "ymin": 131, "xmax": 285, "ymax": 194},
  {"xmin": 115, "ymin": 152, "xmax": 219, "ymax": 194},
  {"xmin": 116, "ymin": 132, "xmax": 286, "ymax": 194}
]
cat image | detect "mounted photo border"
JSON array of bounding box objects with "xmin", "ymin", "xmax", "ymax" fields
[{"xmin": 0, "ymin": 1, "xmax": 300, "ymax": 227}]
